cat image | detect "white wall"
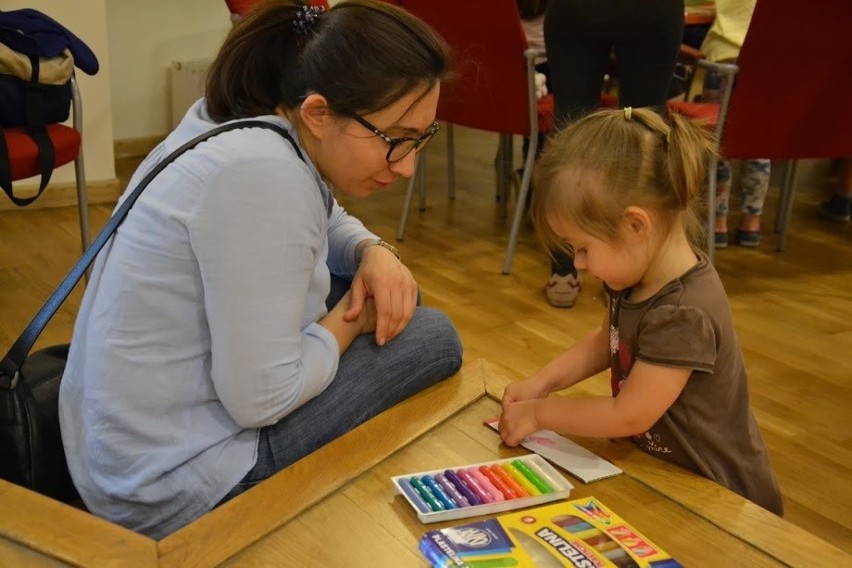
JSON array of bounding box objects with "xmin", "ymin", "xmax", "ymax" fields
[
  {"xmin": 105, "ymin": 0, "xmax": 230, "ymax": 140},
  {"xmin": 5, "ymin": 0, "xmax": 116, "ymax": 184}
]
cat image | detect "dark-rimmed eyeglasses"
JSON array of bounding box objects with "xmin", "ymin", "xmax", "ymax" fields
[{"xmin": 351, "ymin": 114, "xmax": 440, "ymax": 163}]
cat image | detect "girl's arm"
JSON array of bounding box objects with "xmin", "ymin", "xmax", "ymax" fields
[
  {"xmin": 500, "ymin": 360, "xmax": 691, "ymax": 446},
  {"xmin": 503, "ymin": 312, "xmax": 611, "ymax": 405}
]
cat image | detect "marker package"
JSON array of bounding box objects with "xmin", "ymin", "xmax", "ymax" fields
[{"xmin": 392, "ymin": 455, "xmax": 573, "ymax": 524}]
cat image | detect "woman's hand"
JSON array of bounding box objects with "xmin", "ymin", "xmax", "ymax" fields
[{"xmin": 346, "ymin": 244, "xmax": 417, "ymax": 346}]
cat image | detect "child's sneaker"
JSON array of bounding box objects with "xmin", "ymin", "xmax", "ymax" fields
[
  {"xmin": 714, "ymin": 231, "xmax": 729, "ymax": 249},
  {"xmin": 545, "ymin": 273, "xmax": 582, "ymax": 308},
  {"xmin": 818, "ymin": 194, "xmax": 852, "ymax": 222},
  {"xmin": 735, "ymin": 229, "xmax": 762, "ymax": 248}
]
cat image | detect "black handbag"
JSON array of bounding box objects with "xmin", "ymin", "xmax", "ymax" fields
[{"xmin": 0, "ymin": 120, "xmax": 302, "ymax": 501}]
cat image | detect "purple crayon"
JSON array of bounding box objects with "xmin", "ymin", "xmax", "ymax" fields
[
  {"xmin": 458, "ymin": 468, "xmax": 494, "ymax": 504},
  {"xmin": 435, "ymin": 473, "xmax": 470, "ymax": 507},
  {"xmin": 444, "ymin": 469, "xmax": 481, "ymax": 506}
]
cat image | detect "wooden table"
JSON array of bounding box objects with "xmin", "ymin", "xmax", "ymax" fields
[{"xmin": 1, "ymin": 359, "xmax": 849, "ymax": 566}]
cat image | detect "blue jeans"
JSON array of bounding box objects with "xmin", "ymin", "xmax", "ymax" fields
[{"xmin": 217, "ymin": 276, "xmax": 462, "ymax": 503}]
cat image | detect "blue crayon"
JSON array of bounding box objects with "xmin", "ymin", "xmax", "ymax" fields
[
  {"xmin": 410, "ymin": 476, "xmax": 445, "ymax": 512},
  {"xmin": 436, "ymin": 473, "xmax": 470, "ymax": 507},
  {"xmin": 422, "ymin": 474, "xmax": 457, "ymax": 510},
  {"xmin": 398, "ymin": 477, "xmax": 430, "ymax": 513},
  {"xmin": 444, "ymin": 469, "xmax": 481, "ymax": 506}
]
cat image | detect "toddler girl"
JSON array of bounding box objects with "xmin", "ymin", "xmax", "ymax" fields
[{"xmin": 498, "ymin": 107, "xmax": 783, "ymax": 515}]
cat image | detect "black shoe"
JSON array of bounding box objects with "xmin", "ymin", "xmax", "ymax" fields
[{"xmin": 818, "ymin": 194, "xmax": 852, "ymax": 222}]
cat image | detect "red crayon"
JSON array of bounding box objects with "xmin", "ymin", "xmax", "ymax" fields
[
  {"xmin": 490, "ymin": 464, "xmax": 530, "ymax": 498},
  {"xmin": 479, "ymin": 465, "xmax": 518, "ymax": 500}
]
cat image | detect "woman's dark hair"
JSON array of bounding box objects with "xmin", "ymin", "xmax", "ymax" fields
[{"xmin": 205, "ymin": 0, "xmax": 450, "ymax": 122}]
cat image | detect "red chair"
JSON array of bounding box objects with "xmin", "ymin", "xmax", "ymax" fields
[
  {"xmin": 1, "ymin": 76, "xmax": 90, "ymax": 254},
  {"xmin": 669, "ymin": 0, "xmax": 852, "ymax": 257},
  {"xmin": 392, "ymin": 0, "xmax": 555, "ymax": 274}
]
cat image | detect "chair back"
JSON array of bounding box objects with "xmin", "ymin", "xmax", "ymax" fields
[
  {"xmin": 397, "ymin": 0, "xmax": 535, "ymax": 136},
  {"xmin": 722, "ymin": 0, "xmax": 852, "ymax": 159}
]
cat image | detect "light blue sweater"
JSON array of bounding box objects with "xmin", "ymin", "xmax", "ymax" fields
[{"xmin": 59, "ymin": 101, "xmax": 377, "ymax": 538}]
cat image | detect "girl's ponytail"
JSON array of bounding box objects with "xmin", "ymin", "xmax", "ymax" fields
[{"xmin": 665, "ymin": 112, "xmax": 717, "ymax": 242}]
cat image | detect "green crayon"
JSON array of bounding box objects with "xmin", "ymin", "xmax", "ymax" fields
[{"xmin": 511, "ymin": 459, "xmax": 552, "ymax": 494}]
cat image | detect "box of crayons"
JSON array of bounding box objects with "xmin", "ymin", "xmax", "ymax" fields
[
  {"xmin": 419, "ymin": 497, "xmax": 681, "ymax": 568},
  {"xmin": 391, "ymin": 455, "xmax": 573, "ymax": 524}
]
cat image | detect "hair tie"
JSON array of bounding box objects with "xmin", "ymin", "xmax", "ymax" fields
[
  {"xmin": 623, "ymin": 107, "xmax": 633, "ymax": 121},
  {"xmin": 292, "ymin": 5, "xmax": 325, "ymax": 36}
]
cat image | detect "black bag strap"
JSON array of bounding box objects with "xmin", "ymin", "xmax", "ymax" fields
[
  {"xmin": 0, "ymin": 54, "xmax": 57, "ymax": 207},
  {"xmin": 0, "ymin": 120, "xmax": 302, "ymax": 388}
]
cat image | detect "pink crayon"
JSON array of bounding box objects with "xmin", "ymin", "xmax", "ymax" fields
[
  {"xmin": 457, "ymin": 468, "xmax": 493, "ymax": 504},
  {"xmin": 467, "ymin": 468, "xmax": 505, "ymax": 502}
]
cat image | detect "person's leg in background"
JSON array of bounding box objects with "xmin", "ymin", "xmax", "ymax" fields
[
  {"xmin": 735, "ymin": 159, "xmax": 770, "ymax": 246},
  {"xmin": 713, "ymin": 159, "xmax": 770, "ymax": 248},
  {"xmin": 612, "ymin": 0, "xmax": 684, "ymax": 111},
  {"xmin": 713, "ymin": 160, "xmax": 734, "ymax": 248},
  {"xmin": 819, "ymin": 157, "xmax": 852, "ymax": 222},
  {"xmin": 544, "ymin": 1, "xmax": 615, "ymax": 126},
  {"xmin": 541, "ymin": 0, "xmax": 614, "ymax": 308}
]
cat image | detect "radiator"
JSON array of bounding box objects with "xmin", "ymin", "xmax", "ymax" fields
[{"xmin": 169, "ymin": 57, "xmax": 212, "ymax": 128}]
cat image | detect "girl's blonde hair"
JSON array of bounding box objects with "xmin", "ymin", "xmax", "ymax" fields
[{"xmin": 531, "ymin": 107, "xmax": 716, "ymax": 254}]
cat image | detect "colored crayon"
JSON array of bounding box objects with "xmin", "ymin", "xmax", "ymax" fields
[
  {"xmin": 511, "ymin": 459, "xmax": 552, "ymax": 494},
  {"xmin": 422, "ymin": 474, "xmax": 457, "ymax": 510},
  {"xmin": 468, "ymin": 468, "xmax": 505, "ymax": 502},
  {"xmin": 435, "ymin": 473, "xmax": 470, "ymax": 507},
  {"xmin": 445, "ymin": 469, "xmax": 482, "ymax": 506},
  {"xmin": 524, "ymin": 458, "xmax": 563, "ymax": 491},
  {"xmin": 398, "ymin": 477, "xmax": 431, "ymax": 513},
  {"xmin": 583, "ymin": 532, "xmax": 610, "ymax": 546},
  {"xmin": 502, "ymin": 463, "xmax": 541, "ymax": 496},
  {"xmin": 479, "ymin": 465, "xmax": 518, "ymax": 500},
  {"xmin": 490, "ymin": 464, "xmax": 530, "ymax": 498},
  {"xmin": 458, "ymin": 468, "xmax": 494, "ymax": 503},
  {"xmin": 466, "ymin": 558, "xmax": 520, "ymax": 568},
  {"xmin": 555, "ymin": 515, "xmax": 596, "ymax": 534},
  {"xmin": 409, "ymin": 476, "xmax": 445, "ymax": 512}
]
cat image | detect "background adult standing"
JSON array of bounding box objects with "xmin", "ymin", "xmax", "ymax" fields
[{"xmin": 541, "ymin": 0, "xmax": 684, "ymax": 307}]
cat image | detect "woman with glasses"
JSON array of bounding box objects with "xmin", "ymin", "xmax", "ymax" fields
[{"xmin": 59, "ymin": 0, "xmax": 461, "ymax": 539}]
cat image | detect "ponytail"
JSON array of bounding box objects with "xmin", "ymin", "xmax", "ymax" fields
[{"xmin": 665, "ymin": 112, "xmax": 717, "ymax": 243}]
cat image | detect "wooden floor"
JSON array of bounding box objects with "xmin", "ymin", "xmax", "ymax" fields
[{"xmin": 1, "ymin": 125, "xmax": 850, "ymax": 554}]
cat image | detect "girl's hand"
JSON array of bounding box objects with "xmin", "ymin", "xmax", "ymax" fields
[
  {"xmin": 346, "ymin": 245, "xmax": 417, "ymax": 346},
  {"xmin": 498, "ymin": 400, "xmax": 541, "ymax": 447},
  {"xmin": 351, "ymin": 295, "xmax": 377, "ymax": 335},
  {"xmin": 502, "ymin": 377, "xmax": 550, "ymax": 408}
]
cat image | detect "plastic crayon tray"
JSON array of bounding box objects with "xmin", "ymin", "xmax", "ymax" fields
[{"xmin": 391, "ymin": 454, "xmax": 574, "ymax": 523}]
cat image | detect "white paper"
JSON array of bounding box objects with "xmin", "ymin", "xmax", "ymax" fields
[{"xmin": 485, "ymin": 418, "xmax": 622, "ymax": 484}]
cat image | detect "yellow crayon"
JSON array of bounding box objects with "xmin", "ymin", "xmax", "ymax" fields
[{"xmin": 502, "ymin": 463, "xmax": 540, "ymax": 496}]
